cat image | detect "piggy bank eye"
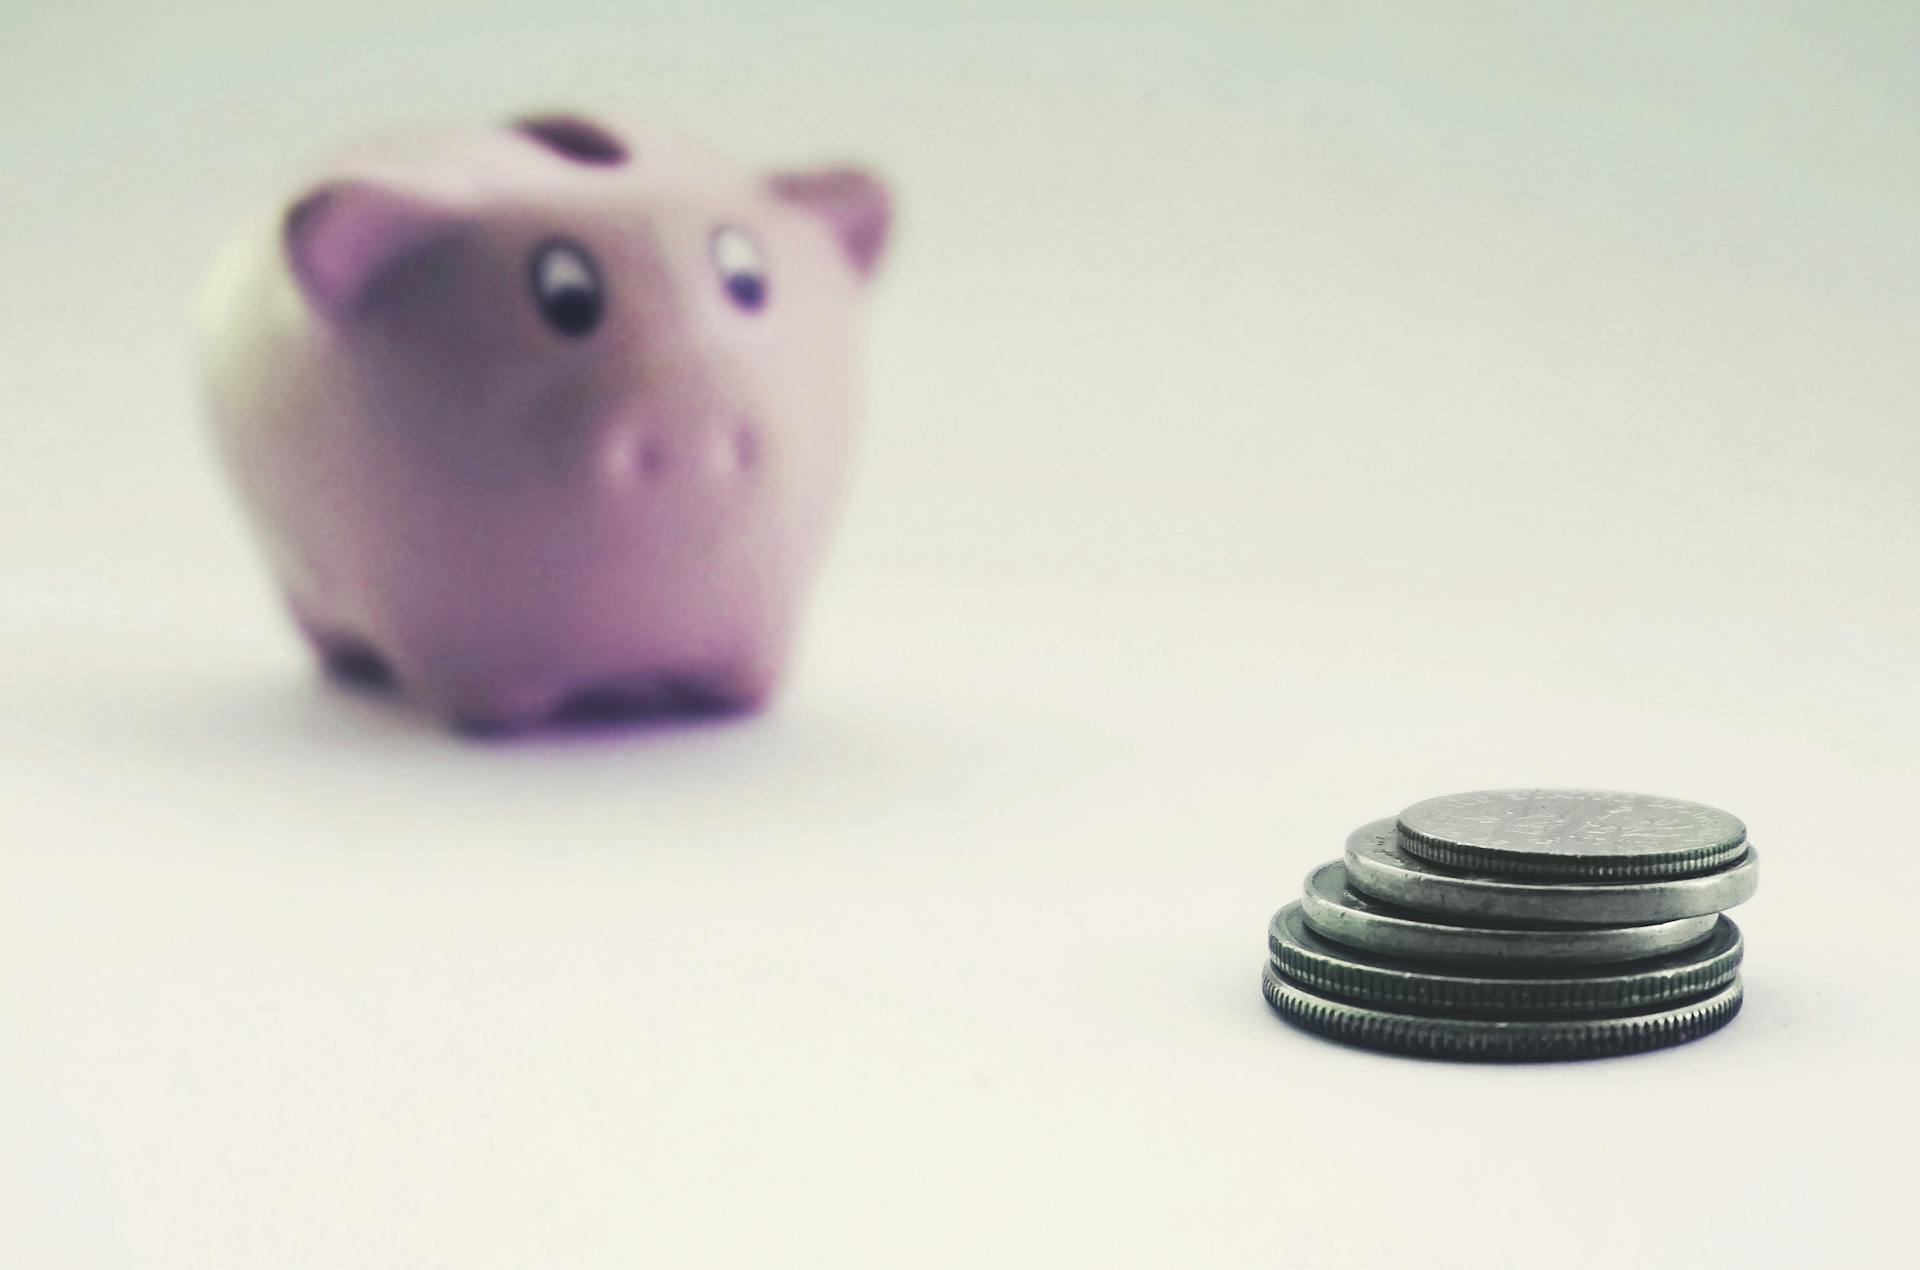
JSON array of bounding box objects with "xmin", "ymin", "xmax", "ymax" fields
[
  {"xmin": 710, "ymin": 226, "xmax": 768, "ymax": 312},
  {"xmin": 530, "ymin": 240, "xmax": 603, "ymax": 337}
]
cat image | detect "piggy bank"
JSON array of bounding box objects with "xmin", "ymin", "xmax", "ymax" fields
[{"xmin": 198, "ymin": 115, "xmax": 889, "ymax": 730}]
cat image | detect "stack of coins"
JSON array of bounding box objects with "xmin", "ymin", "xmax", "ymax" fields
[{"xmin": 1262, "ymin": 790, "xmax": 1758, "ymax": 1060}]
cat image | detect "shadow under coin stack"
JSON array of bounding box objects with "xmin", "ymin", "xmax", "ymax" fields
[{"xmin": 1262, "ymin": 790, "xmax": 1758, "ymax": 1060}]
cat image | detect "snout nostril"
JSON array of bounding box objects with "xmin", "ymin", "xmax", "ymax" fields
[
  {"xmin": 731, "ymin": 426, "xmax": 759, "ymax": 473},
  {"xmin": 640, "ymin": 441, "xmax": 669, "ymax": 476}
]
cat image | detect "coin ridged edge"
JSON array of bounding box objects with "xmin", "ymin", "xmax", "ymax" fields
[
  {"xmin": 1261, "ymin": 965, "xmax": 1744, "ymax": 1061},
  {"xmin": 1301, "ymin": 861, "xmax": 1721, "ymax": 965},
  {"xmin": 1394, "ymin": 831, "xmax": 1749, "ymax": 882},
  {"xmin": 1344, "ymin": 826, "xmax": 1761, "ymax": 926},
  {"xmin": 1268, "ymin": 909, "xmax": 1744, "ymax": 1016}
]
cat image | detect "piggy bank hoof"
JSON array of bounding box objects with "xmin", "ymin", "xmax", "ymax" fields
[
  {"xmin": 292, "ymin": 612, "xmax": 397, "ymax": 690},
  {"xmin": 317, "ymin": 642, "xmax": 396, "ymax": 689},
  {"xmin": 548, "ymin": 664, "xmax": 784, "ymax": 728}
]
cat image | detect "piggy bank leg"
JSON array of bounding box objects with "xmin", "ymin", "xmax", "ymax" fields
[
  {"xmin": 685, "ymin": 650, "xmax": 787, "ymax": 715},
  {"xmin": 550, "ymin": 651, "xmax": 787, "ymax": 724},
  {"xmin": 289, "ymin": 601, "xmax": 395, "ymax": 689}
]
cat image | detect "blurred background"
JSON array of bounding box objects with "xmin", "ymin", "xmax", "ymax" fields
[{"xmin": 3, "ymin": 3, "xmax": 1916, "ymax": 1267}]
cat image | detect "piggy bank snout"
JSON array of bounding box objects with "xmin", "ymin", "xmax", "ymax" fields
[{"xmin": 585, "ymin": 408, "xmax": 762, "ymax": 488}]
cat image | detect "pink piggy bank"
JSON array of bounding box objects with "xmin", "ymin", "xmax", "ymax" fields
[{"xmin": 198, "ymin": 115, "xmax": 889, "ymax": 730}]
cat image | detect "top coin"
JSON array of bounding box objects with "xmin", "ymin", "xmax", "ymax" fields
[{"xmin": 1396, "ymin": 789, "xmax": 1747, "ymax": 881}]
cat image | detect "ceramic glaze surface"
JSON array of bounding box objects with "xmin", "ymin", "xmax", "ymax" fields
[{"xmin": 198, "ymin": 115, "xmax": 889, "ymax": 728}]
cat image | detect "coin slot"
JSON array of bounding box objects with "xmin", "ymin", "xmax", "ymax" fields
[{"xmin": 512, "ymin": 115, "xmax": 630, "ymax": 166}]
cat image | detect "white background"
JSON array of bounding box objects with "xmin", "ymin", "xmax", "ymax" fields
[{"xmin": 3, "ymin": 3, "xmax": 1917, "ymax": 1266}]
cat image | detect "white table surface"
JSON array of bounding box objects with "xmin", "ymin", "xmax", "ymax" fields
[{"xmin": 3, "ymin": 4, "xmax": 1916, "ymax": 1266}]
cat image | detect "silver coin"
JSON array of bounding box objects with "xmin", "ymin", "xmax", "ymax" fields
[
  {"xmin": 1397, "ymin": 789, "xmax": 1748, "ymax": 881},
  {"xmin": 1268, "ymin": 902, "xmax": 1743, "ymax": 1016},
  {"xmin": 1343, "ymin": 818, "xmax": 1759, "ymax": 926},
  {"xmin": 1299, "ymin": 861, "xmax": 1718, "ymax": 964},
  {"xmin": 1261, "ymin": 962, "xmax": 1743, "ymax": 1060}
]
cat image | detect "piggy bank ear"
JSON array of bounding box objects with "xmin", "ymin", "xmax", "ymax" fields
[
  {"xmin": 283, "ymin": 181, "xmax": 458, "ymax": 321},
  {"xmin": 769, "ymin": 167, "xmax": 891, "ymax": 279}
]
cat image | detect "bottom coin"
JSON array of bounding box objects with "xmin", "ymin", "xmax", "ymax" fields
[{"xmin": 1261, "ymin": 962, "xmax": 1743, "ymax": 1061}]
